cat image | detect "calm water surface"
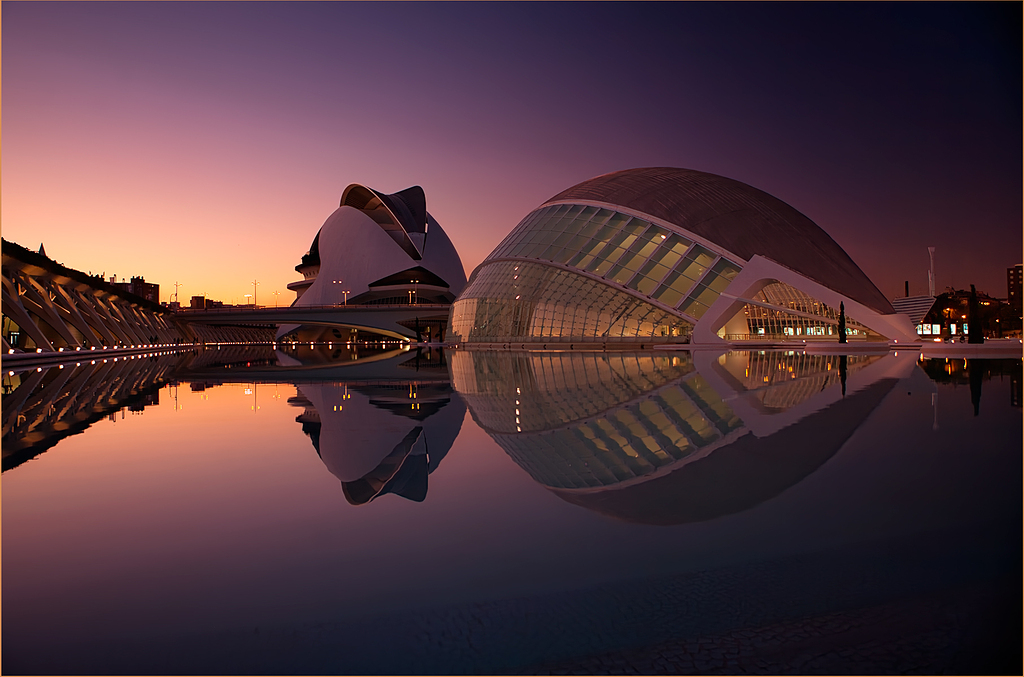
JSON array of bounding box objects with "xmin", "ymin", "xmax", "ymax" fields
[{"xmin": 3, "ymin": 346, "xmax": 1020, "ymax": 674}]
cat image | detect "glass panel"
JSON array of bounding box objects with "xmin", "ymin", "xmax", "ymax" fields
[
  {"xmin": 680, "ymin": 297, "xmax": 710, "ymax": 319},
  {"xmin": 539, "ymin": 244, "xmax": 562, "ymax": 260},
  {"xmin": 606, "ymin": 264, "xmax": 634, "ymax": 285},
  {"xmin": 705, "ymin": 272, "xmax": 732, "ymax": 293},
  {"xmin": 694, "ymin": 285, "xmax": 719, "ymax": 307},
  {"xmin": 652, "ymin": 283, "xmax": 685, "ymax": 308},
  {"xmin": 631, "ymin": 274, "xmax": 661, "ymax": 296},
  {"xmin": 652, "ymin": 268, "xmax": 696, "ymax": 305},
  {"xmin": 710, "ymin": 258, "xmax": 740, "ymax": 280},
  {"xmin": 448, "ymin": 260, "xmax": 692, "ymax": 343},
  {"xmin": 552, "ymin": 230, "xmax": 576, "ymax": 248}
]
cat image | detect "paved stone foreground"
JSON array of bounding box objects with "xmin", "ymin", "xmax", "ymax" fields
[
  {"xmin": 522, "ymin": 579, "xmax": 1019, "ymax": 675},
  {"xmin": 6, "ymin": 527, "xmax": 1018, "ymax": 675}
]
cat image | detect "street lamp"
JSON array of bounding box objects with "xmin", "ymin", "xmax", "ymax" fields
[
  {"xmin": 272, "ymin": 290, "xmax": 281, "ymax": 307},
  {"xmin": 331, "ymin": 280, "xmax": 350, "ymax": 306},
  {"xmin": 244, "ymin": 294, "xmax": 253, "ymax": 307},
  {"xmin": 252, "ymin": 279, "xmax": 260, "ymax": 308}
]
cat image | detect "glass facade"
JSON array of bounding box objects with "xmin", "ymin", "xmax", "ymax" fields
[
  {"xmin": 452, "ymin": 203, "xmax": 743, "ymax": 342},
  {"xmin": 449, "ymin": 260, "xmax": 691, "ymax": 343},
  {"xmin": 728, "ymin": 281, "xmax": 883, "ymax": 341}
]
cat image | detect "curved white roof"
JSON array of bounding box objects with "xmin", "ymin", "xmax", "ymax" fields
[{"xmin": 295, "ymin": 184, "xmax": 467, "ymax": 306}]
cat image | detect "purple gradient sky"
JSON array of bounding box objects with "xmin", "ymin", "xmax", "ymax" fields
[{"xmin": 3, "ymin": 2, "xmax": 1020, "ymax": 304}]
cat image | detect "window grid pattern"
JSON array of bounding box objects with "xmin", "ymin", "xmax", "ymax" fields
[
  {"xmin": 738, "ymin": 281, "xmax": 882, "ymax": 340},
  {"xmin": 449, "ymin": 261, "xmax": 692, "ymax": 343},
  {"xmin": 449, "ymin": 351, "xmax": 697, "ymax": 432},
  {"xmin": 494, "ymin": 373, "xmax": 743, "ymax": 490},
  {"xmin": 486, "ymin": 204, "xmax": 743, "ymax": 317}
]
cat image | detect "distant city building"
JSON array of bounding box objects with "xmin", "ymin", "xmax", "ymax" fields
[
  {"xmin": 190, "ymin": 295, "xmax": 223, "ymax": 309},
  {"xmin": 1008, "ymin": 264, "xmax": 1022, "ymax": 310},
  {"xmin": 449, "ymin": 167, "xmax": 917, "ymax": 345},
  {"xmin": 110, "ymin": 275, "xmax": 159, "ymax": 304},
  {"xmin": 280, "ymin": 183, "xmax": 467, "ymax": 342},
  {"xmin": 919, "ymin": 287, "xmax": 1007, "ymax": 339}
]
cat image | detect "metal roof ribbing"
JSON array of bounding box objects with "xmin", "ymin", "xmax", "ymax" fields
[
  {"xmin": 544, "ymin": 168, "xmax": 894, "ymax": 315},
  {"xmin": 891, "ymin": 296, "xmax": 937, "ymax": 324}
]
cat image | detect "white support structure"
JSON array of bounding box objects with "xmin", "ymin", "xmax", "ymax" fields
[
  {"xmin": 2, "ymin": 240, "xmax": 187, "ymax": 354},
  {"xmin": 692, "ymin": 255, "xmax": 920, "ymax": 344}
]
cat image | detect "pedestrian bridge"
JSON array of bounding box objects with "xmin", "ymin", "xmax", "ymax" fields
[{"xmin": 177, "ymin": 304, "xmax": 453, "ymax": 341}]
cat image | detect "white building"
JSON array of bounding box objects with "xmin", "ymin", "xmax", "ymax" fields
[
  {"xmin": 280, "ymin": 184, "xmax": 467, "ymax": 341},
  {"xmin": 449, "ymin": 167, "xmax": 917, "ymax": 345}
]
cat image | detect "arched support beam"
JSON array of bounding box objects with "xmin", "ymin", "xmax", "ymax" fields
[{"xmin": 692, "ymin": 255, "xmax": 918, "ymax": 344}]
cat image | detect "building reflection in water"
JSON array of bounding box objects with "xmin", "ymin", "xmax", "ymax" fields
[
  {"xmin": 450, "ymin": 349, "xmax": 922, "ymax": 525},
  {"xmin": 291, "ymin": 379, "xmax": 464, "ymax": 505},
  {"xmin": 179, "ymin": 343, "xmax": 466, "ymax": 505},
  {"xmin": 2, "ymin": 346, "xmax": 465, "ymax": 508},
  {"xmin": 280, "ymin": 346, "xmax": 465, "ymax": 505},
  {"xmin": 1, "ymin": 350, "xmax": 194, "ymax": 471}
]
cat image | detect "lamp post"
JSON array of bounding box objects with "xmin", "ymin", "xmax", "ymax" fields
[
  {"xmin": 272, "ymin": 290, "xmax": 281, "ymax": 307},
  {"xmin": 331, "ymin": 280, "xmax": 350, "ymax": 306},
  {"xmin": 244, "ymin": 294, "xmax": 253, "ymax": 307},
  {"xmin": 252, "ymin": 279, "xmax": 259, "ymax": 308}
]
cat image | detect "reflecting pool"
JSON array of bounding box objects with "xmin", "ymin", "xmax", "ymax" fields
[{"xmin": 2, "ymin": 347, "xmax": 1020, "ymax": 674}]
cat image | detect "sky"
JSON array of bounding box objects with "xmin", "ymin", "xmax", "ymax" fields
[{"xmin": 2, "ymin": 2, "xmax": 1020, "ymax": 305}]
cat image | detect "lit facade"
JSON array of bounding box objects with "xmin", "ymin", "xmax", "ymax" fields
[
  {"xmin": 449, "ymin": 168, "xmax": 918, "ymax": 344},
  {"xmin": 280, "ymin": 184, "xmax": 467, "ymax": 341},
  {"xmin": 1008, "ymin": 264, "xmax": 1022, "ymax": 311}
]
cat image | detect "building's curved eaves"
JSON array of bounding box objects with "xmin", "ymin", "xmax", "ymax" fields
[
  {"xmin": 545, "ymin": 168, "xmax": 894, "ymax": 315},
  {"xmin": 341, "ymin": 184, "xmax": 428, "ymax": 260}
]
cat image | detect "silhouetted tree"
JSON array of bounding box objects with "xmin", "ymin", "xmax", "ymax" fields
[
  {"xmin": 968, "ymin": 285, "xmax": 984, "ymax": 344},
  {"xmin": 838, "ymin": 302, "xmax": 847, "ymax": 344},
  {"xmin": 839, "ymin": 354, "xmax": 847, "ymax": 397}
]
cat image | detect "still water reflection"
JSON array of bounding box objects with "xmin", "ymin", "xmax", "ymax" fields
[{"xmin": 2, "ymin": 347, "xmax": 1020, "ymax": 674}]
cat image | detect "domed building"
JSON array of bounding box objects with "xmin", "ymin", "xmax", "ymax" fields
[
  {"xmin": 280, "ymin": 184, "xmax": 467, "ymax": 342},
  {"xmin": 449, "ymin": 168, "xmax": 916, "ymax": 345}
]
